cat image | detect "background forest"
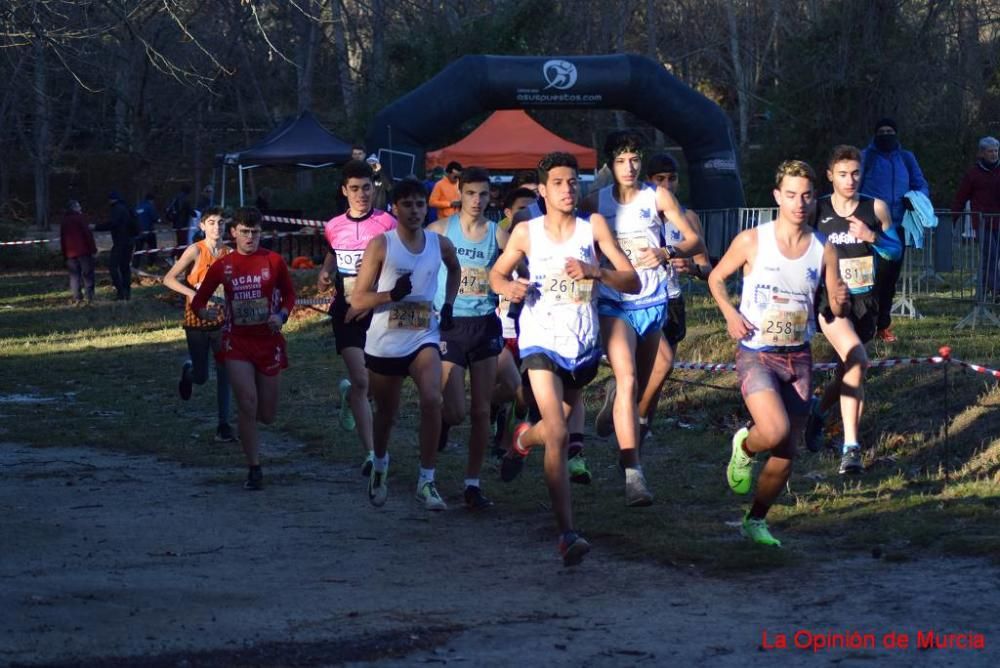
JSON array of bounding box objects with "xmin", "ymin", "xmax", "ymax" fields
[{"xmin": 2, "ymin": 0, "xmax": 1000, "ymax": 227}]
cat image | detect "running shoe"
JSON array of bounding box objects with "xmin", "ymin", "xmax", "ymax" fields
[
  {"xmin": 568, "ymin": 452, "xmax": 592, "ymax": 485},
  {"xmin": 500, "ymin": 422, "xmax": 531, "ymax": 482},
  {"xmin": 416, "ymin": 481, "xmax": 447, "ymax": 511},
  {"xmin": 804, "ymin": 398, "xmax": 825, "ymax": 453},
  {"xmin": 463, "ymin": 485, "xmax": 494, "ymax": 511},
  {"xmin": 368, "ymin": 466, "xmax": 388, "ymax": 507},
  {"xmin": 558, "ymin": 531, "xmax": 591, "ymax": 567},
  {"xmin": 876, "ymin": 327, "xmax": 897, "ymax": 343},
  {"xmin": 215, "ymin": 423, "xmax": 237, "ymax": 443},
  {"xmin": 639, "ymin": 422, "xmax": 652, "ymax": 448},
  {"xmin": 244, "ymin": 467, "xmax": 264, "ymax": 491},
  {"xmin": 727, "ymin": 426, "xmax": 754, "ymax": 495},
  {"xmin": 360, "ymin": 451, "xmax": 374, "ymax": 478},
  {"xmin": 624, "ymin": 469, "xmax": 654, "ymax": 507},
  {"xmin": 741, "ymin": 513, "xmax": 782, "ymax": 547},
  {"xmin": 838, "ymin": 445, "xmax": 863, "ymax": 475},
  {"xmin": 337, "ymin": 378, "xmax": 355, "ymax": 431},
  {"xmin": 178, "ymin": 361, "xmax": 193, "ymax": 400},
  {"xmin": 595, "ymin": 379, "xmax": 616, "ymax": 437}
]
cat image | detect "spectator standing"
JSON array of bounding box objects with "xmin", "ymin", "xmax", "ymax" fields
[
  {"xmin": 166, "ymin": 186, "xmax": 195, "ymax": 253},
  {"xmin": 429, "ymin": 161, "xmax": 462, "ymax": 221},
  {"xmin": 859, "ymin": 118, "xmax": 930, "ymax": 342},
  {"xmin": 952, "ymin": 136, "xmax": 1000, "ymax": 297},
  {"xmin": 59, "ymin": 200, "xmax": 97, "ymax": 305},
  {"xmin": 133, "ymin": 193, "xmax": 160, "ymax": 268},
  {"xmin": 94, "ymin": 191, "xmax": 138, "ymax": 301}
]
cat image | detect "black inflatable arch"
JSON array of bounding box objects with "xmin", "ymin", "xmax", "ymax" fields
[{"xmin": 366, "ymin": 54, "xmax": 744, "ymax": 209}]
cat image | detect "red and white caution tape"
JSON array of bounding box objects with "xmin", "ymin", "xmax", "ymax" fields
[
  {"xmin": 0, "ymin": 238, "xmax": 54, "ymax": 246},
  {"xmin": 951, "ymin": 357, "xmax": 1000, "ymax": 379},
  {"xmin": 262, "ymin": 214, "xmax": 326, "ymax": 229},
  {"xmin": 673, "ymin": 356, "xmax": 949, "ymax": 373}
]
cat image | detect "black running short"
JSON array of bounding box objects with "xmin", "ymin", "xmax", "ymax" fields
[
  {"xmin": 330, "ymin": 298, "xmax": 374, "ymax": 354},
  {"xmin": 520, "ymin": 353, "xmax": 598, "ymax": 391},
  {"xmin": 365, "ymin": 343, "xmax": 440, "ymax": 377},
  {"xmin": 663, "ymin": 295, "xmax": 687, "ymax": 347},
  {"xmin": 439, "ymin": 314, "xmax": 503, "ymax": 367},
  {"xmin": 819, "ymin": 292, "xmax": 879, "ymax": 345}
]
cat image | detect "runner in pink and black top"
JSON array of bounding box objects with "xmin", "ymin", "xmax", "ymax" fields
[{"xmin": 317, "ymin": 160, "xmax": 397, "ymax": 476}]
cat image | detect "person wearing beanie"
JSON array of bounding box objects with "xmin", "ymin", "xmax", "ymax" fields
[
  {"xmin": 94, "ymin": 190, "xmax": 139, "ymax": 300},
  {"xmin": 859, "ymin": 117, "xmax": 929, "ymax": 342},
  {"xmin": 953, "ymin": 136, "xmax": 1000, "ymax": 297}
]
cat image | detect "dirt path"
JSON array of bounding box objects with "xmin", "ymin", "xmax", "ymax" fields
[{"xmin": 2, "ymin": 442, "xmax": 997, "ymax": 666}]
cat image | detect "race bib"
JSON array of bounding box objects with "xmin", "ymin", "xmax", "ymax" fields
[
  {"xmin": 761, "ymin": 307, "xmax": 808, "ymax": 347},
  {"xmin": 335, "ymin": 249, "xmax": 364, "ymax": 272},
  {"xmin": 458, "ymin": 266, "xmax": 490, "ymax": 298},
  {"xmin": 839, "ymin": 255, "xmax": 874, "ymax": 291},
  {"xmin": 233, "ymin": 297, "xmax": 270, "ymax": 326},
  {"xmin": 498, "ymin": 294, "xmax": 512, "ymax": 319},
  {"xmin": 617, "ymin": 233, "xmax": 651, "ymax": 267},
  {"xmin": 341, "ymin": 275, "xmax": 357, "ymax": 301},
  {"xmin": 542, "ymin": 271, "xmax": 594, "ymax": 306},
  {"xmin": 387, "ymin": 302, "xmax": 431, "ymax": 330}
]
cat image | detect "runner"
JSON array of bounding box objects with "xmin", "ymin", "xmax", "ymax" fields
[
  {"xmin": 191, "ymin": 207, "xmax": 296, "ymax": 490},
  {"xmin": 489, "ymin": 152, "xmax": 640, "ymax": 566},
  {"xmin": 163, "ymin": 207, "xmax": 236, "ymax": 442},
  {"xmin": 350, "ymin": 179, "xmax": 461, "ymax": 511},
  {"xmin": 428, "ymin": 167, "xmax": 510, "ymax": 510},
  {"xmin": 806, "ymin": 145, "xmax": 899, "ymax": 474},
  {"xmin": 583, "ymin": 131, "xmax": 701, "ymax": 507},
  {"xmin": 317, "ymin": 160, "xmax": 397, "ymax": 477},
  {"xmin": 708, "ymin": 160, "xmax": 849, "ymax": 546},
  {"xmin": 637, "ymin": 153, "xmax": 713, "ymax": 442}
]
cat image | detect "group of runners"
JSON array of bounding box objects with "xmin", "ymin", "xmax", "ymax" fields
[{"xmin": 163, "ymin": 132, "xmax": 901, "ymax": 564}]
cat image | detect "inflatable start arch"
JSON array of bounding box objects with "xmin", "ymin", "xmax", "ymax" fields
[{"xmin": 365, "ymin": 54, "xmax": 744, "ymax": 209}]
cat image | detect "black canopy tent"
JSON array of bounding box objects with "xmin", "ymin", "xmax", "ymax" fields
[{"xmin": 219, "ymin": 110, "xmax": 354, "ymax": 206}]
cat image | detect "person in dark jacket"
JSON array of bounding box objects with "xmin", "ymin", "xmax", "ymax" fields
[
  {"xmin": 95, "ymin": 191, "xmax": 137, "ymax": 301},
  {"xmin": 859, "ymin": 118, "xmax": 930, "ymax": 343},
  {"xmin": 60, "ymin": 200, "xmax": 97, "ymax": 305},
  {"xmin": 952, "ymin": 137, "xmax": 1000, "ymax": 297},
  {"xmin": 133, "ymin": 193, "xmax": 160, "ymax": 268}
]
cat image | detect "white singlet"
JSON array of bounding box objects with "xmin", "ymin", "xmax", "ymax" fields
[
  {"xmin": 517, "ymin": 216, "xmax": 601, "ymax": 370},
  {"xmin": 738, "ymin": 221, "xmax": 825, "ymax": 351},
  {"xmin": 596, "ymin": 183, "xmax": 667, "ymax": 308},
  {"xmin": 365, "ymin": 230, "xmax": 442, "ymax": 358}
]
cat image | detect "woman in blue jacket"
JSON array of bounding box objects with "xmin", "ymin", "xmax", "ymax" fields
[{"xmin": 859, "ymin": 117, "xmax": 930, "ymax": 342}]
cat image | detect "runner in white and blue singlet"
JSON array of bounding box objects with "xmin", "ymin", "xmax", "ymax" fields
[{"xmin": 489, "ymin": 152, "xmax": 640, "ymax": 567}]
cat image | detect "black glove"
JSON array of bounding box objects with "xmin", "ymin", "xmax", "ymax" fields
[
  {"xmin": 389, "ymin": 273, "xmax": 412, "ymax": 302},
  {"xmin": 439, "ymin": 303, "xmax": 454, "ymax": 331},
  {"xmin": 903, "ymin": 197, "xmax": 914, "ymax": 211}
]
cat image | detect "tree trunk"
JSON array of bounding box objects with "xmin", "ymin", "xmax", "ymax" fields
[
  {"xmin": 726, "ymin": 1, "xmax": 750, "ymax": 149},
  {"xmin": 32, "ymin": 26, "xmax": 50, "ymax": 230}
]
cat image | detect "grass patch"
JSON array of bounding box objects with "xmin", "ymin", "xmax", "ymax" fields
[{"xmin": 2, "ymin": 271, "xmax": 999, "ymax": 573}]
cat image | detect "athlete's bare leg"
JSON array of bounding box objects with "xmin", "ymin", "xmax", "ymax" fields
[
  {"xmin": 341, "ymin": 347, "xmax": 374, "ymax": 454},
  {"xmin": 440, "ymin": 360, "xmax": 467, "ymax": 428},
  {"xmin": 517, "ymin": 370, "xmax": 576, "ymax": 533},
  {"xmin": 466, "ymin": 355, "xmax": 497, "ymax": 479},
  {"xmin": 226, "ymin": 359, "xmax": 267, "ymax": 466},
  {"xmin": 639, "ymin": 335, "xmax": 675, "ymax": 423},
  {"xmin": 817, "ymin": 316, "xmax": 868, "ymax": 446},
  {"xmin": 368, "ymin": 372, "xmax": 404, "ymax": 460},
  {"xmin": 409, "ymin": 347, "xmax": 444, "ymax": 470},
  {"xmin": 600, "ymin": 316, "xmax": 640, "ymax": 467},
  {"xmin": 494, "ymin": 347, "xmax": 520, "ymax": 406},
  {"xmin": 743, "ymin": 390, "xmax": 804, "ymax": 512}
]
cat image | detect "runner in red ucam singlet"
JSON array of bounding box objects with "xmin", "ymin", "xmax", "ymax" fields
[{"xmin": 192, "ymin": 207, "xmax": 296, "ymax": 491}]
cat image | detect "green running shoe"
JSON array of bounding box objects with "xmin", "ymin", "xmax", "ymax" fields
[
  {"xmin": 368, "ymin": 465, "xmax": 388, "ymax": 507},
  {"xmin": 338, "ymin": 378, "xmax": 356, "ymax": 431},
  {"xmin": 741, "ymin": 513, "xmax": 782, "ymax": 547},
  {"xmin": 727, "ymin": 426, "xmax": 754, "ymax": 495},
  {"xmin": 416, "ymin": 481, "xmax": 448, "ymax": 511},
  {"xmin": 568, "ymin": 453, "xmax": 592, "ymax": 485}
]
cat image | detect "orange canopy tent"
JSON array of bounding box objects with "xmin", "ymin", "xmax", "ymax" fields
[{"xmin": 425, "ymin": 110, "xmax": 597, "ymax": 171}]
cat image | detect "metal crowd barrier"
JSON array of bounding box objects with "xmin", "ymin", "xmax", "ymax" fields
[{"xmin": 695, "ymin": 207, "xmax": 1000, "ymax": 329}]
